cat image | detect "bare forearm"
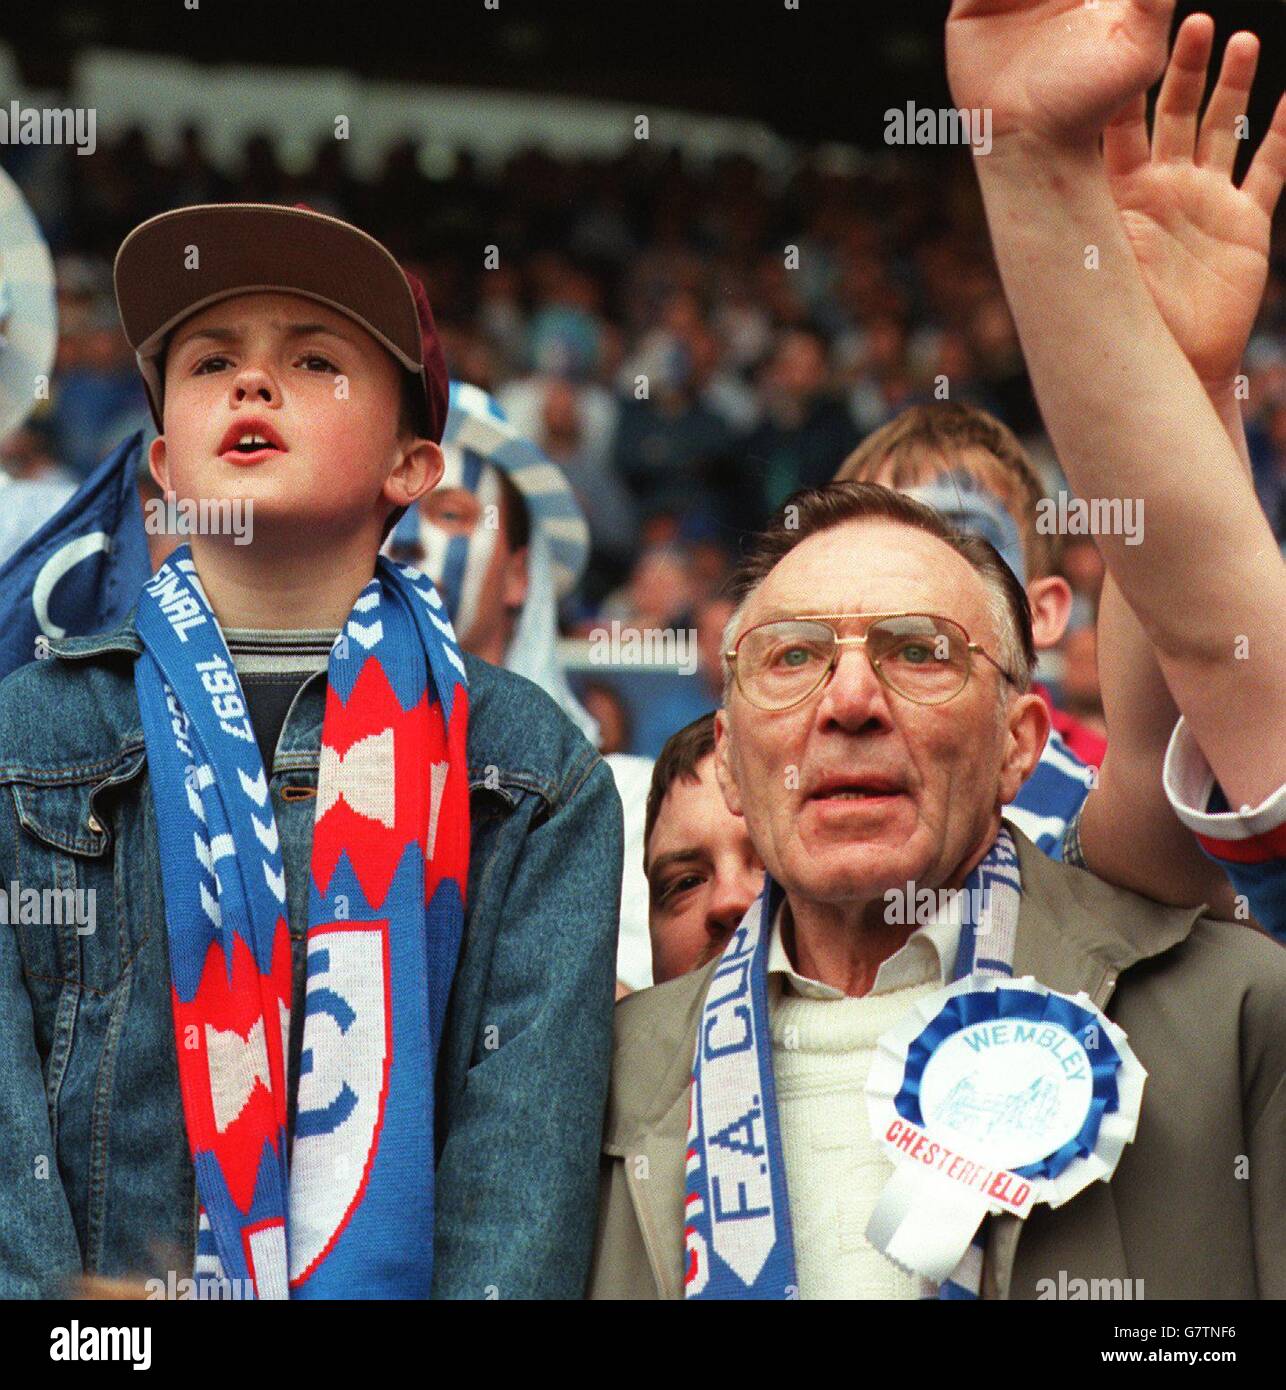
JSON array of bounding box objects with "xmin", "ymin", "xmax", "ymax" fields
[
  {"xmin": 975, "ymin": 141, "xmax": 1274, "ymax": 635},
  {"xmin": 1210, "ymin": 390, "xmax": 1253, "ymax": 477},
  {"xmin": 1078, "ymin": 766, "xmax": 1240, "ymax": 915},
  {"xmin": 1081, "ymin": 574, "xmax": 1239, "ymax": 914},
  {"xmin": 1098, "ymin": 574, "xmax": 1176, "ymax": 763},
  {"xmin": 1079, "ymin": 377, "xmax": 1256, "ymax": 905},
  {"xmin": 975, "ymin": 140, "xmax": 1285, "ymax": 803}
]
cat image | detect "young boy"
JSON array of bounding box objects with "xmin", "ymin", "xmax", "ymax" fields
[{"xmin": 0, "ymin": 203, "xmax": 622, "ymax": 1299}]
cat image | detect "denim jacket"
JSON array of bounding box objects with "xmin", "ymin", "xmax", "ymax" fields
[{"xmin": 0, "ymin": 615, "xmax": 622, "ymax": 1299}]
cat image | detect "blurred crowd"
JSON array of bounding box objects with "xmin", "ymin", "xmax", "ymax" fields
[{"xmin": 6, "ymin": 124, "xmax": 1286, "ymax": 741}]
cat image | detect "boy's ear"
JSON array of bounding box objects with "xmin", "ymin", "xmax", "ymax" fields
[
  {"xmin": 383, "ymin": 439, "xmax": 444, "ymax": 511},
  {"xmin": 501, "ymin": 544, "xmax": 529, "ymax": 610},
  {"xmin": 1026, "ymin": 574, "xmax": 1073, "ymax": 649},
  {"xmin": 147, "ymin": 434, "xmax": 172, "ymax": 495}
]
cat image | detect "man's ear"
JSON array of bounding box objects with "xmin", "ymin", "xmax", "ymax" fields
[
  {"xmin": 148, "ymin": 434, "xmax": 172, "ymax": 495},
  {"xmin": 713, "ymin": 709, "xmax": 744, "ymax": 818},
  {"xmin": 384, "ymin": 439, "xmax": 444, "ymax": 511},
  {"xmin": 1026, "ymin": 574, "xmax": 1073, "ymax": 649},
  {"xmin": 998, "ymin": 691, "xmax": 1050, "ymax": 807}
]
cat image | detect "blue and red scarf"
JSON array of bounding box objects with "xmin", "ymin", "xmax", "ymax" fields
[{"xmin": 135, "ymin": 546, "xmax": 469, "ymax": 1298}]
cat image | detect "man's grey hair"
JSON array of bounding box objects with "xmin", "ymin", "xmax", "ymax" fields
[{"xmin": 718, "ymin": 484, "xmax": 1036, "ymax": 712}]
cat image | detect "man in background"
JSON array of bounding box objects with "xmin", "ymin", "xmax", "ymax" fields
[{"xmin": 642, "ymin": 713, "xmax": 764, "ymax": 983}]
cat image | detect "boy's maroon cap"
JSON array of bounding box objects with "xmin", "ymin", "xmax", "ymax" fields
[{"xmin": 113, "ymin": 202, "xmax": 448, "ymax": 442}]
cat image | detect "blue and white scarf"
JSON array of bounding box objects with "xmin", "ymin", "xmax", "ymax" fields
[
  {"xmin": 135, "ymin": 546, "xmax": 470, "ymax": 1298},
  {"xmin": 683, "ymin": 828, "xmax": 1022, "ymax": 1300}
]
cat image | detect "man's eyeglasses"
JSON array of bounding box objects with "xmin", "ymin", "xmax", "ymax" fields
[{"xmin": 725, "ymin": 612, "xmax": 1018, "ymax": 712}]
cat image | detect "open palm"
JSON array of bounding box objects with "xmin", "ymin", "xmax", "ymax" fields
[
  {"xmin": 946, "ymin": 0, "xmax": 1173, "ymax": 146},
  {"xmin": 1106, "ymin": 17, "xmax": 1286, "ymax": 387}
]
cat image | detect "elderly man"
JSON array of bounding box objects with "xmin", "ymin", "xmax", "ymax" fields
[{"xmin": 588, "ymin": 482, "xmax": 1286, "ymax": 1300}]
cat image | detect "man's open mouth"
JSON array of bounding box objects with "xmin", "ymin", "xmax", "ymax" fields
[{"xmin": 806, "ymin": 777, "xmax": 905, "ymax": 801}]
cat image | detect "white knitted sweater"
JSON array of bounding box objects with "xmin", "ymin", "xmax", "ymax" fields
[{"xmin": 770, "ymin": 979, "xmax": 941, "ymax": 1300}]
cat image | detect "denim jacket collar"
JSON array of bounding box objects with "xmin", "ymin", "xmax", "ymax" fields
[
  {"xmin": 30, "ymin": 611, "xmax": 559, "ymax": 805},
  {"xmin": 46, "ymin": 615, "xmax": 144, "ymax": 663}
]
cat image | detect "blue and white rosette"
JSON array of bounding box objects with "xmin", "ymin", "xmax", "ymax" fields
[{"xmin": 864, "ymin": 973, "xmax": 1146, "ymax": 1283}]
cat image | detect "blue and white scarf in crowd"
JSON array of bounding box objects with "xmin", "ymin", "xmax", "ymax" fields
[
  {"xmin": 683, "ymin": 827, "xmax": 1022, "ymax": 1300},
  {"xmin": 135, "ymin": 546, "xmax": 470, "ymax": 1299},
  {"xmin": 389, "ymin": 380, "xmax": 599, "ymax": 746}
]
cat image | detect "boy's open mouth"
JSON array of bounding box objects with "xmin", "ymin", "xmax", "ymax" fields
[{"xmin": 218, "ymin": 419, "xmax": 288, "ymax": 465}]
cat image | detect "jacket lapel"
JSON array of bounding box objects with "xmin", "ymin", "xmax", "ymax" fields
[
  {"xmin": 603, "ymin": 962, "xmax": 718, "ymax": 1298},
  {"xmin": 610, "ymin": 1086, "xmax": 690, "ymax": 1299},
  {"xmin": 982, "ymin": 828, "xmax": 1202, "ymax": 1298}
]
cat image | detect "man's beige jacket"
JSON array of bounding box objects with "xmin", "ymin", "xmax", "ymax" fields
[{"xmin": 588, "ymin": 829, "xmax": 1286, "ymax": 1299}]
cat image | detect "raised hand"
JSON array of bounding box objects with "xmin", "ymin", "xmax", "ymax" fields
[
  {"xmin": 946, "ymin": 0, "xmax": 1173, "ymax": 150},
  {"xmin": 1105, "ymin": 15, "xmax": 1286, "ymax": 391}
]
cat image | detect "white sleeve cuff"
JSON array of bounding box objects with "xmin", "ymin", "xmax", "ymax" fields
[{"xmin": 1162, "ymin": 716, "xmax": 1286, "ymax": 842}]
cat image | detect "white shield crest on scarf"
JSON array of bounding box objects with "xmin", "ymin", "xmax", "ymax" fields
[{"xmin": 288, "ymin": 922, "xmax": 391, "ymax": 1285}]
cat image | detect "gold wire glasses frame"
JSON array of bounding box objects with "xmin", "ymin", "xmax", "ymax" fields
[{"xmin": 725, "ymin": 611, "xmax": 1018, "ymax": 712}]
